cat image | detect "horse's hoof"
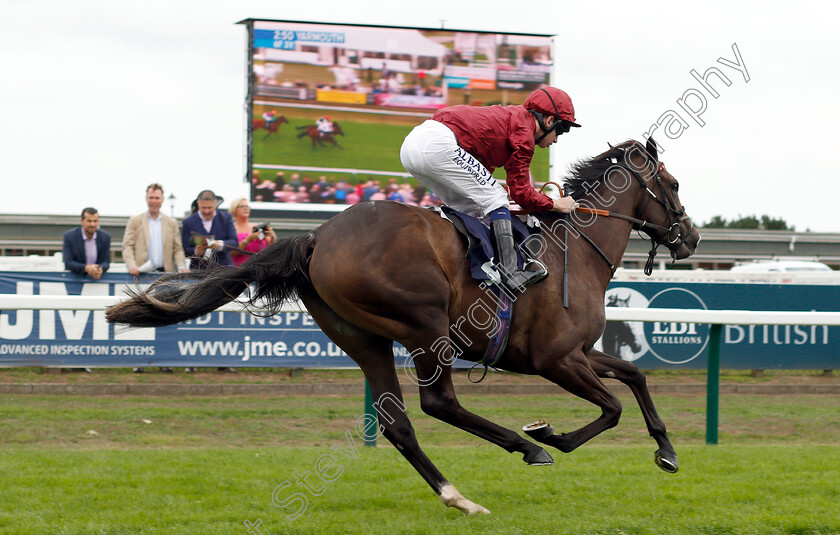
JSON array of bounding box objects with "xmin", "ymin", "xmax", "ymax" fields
[
  {"xmin": 523, "ymin": 420, "xmax": 554, "ymax": 442},
  {"xmin": 439, "ymin": 483, "xmax": 491, "ymax": 515},
  {"xmin": 655, "ymin": 449, "xmax": 679, "ymax": 473},
  {"xmin": 523, "ymin": 447, "xmax": 554, "ymax": 466}
]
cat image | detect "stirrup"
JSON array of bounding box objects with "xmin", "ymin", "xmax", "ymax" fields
[{"xmin": 503, "ymin": 262, "xmax": 548, "ymax": 292}]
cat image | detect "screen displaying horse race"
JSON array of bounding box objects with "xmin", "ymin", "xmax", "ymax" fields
[{"xmin": 241, "ymin": 19, "xmax": 554, "ymax": 211}]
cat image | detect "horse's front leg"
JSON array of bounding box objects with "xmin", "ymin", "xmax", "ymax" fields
[
  {"xmin": 586, "ymin": 349, "xmax": 678, "ymax": 473},
  {"xmin": 527, "ymin": 348, "xmax": 623, "ymax": 453}
]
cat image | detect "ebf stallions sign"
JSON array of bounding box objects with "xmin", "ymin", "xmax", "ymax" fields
[{"xmin": 598, "ymin": 281, "xmax": 839, "ymax": 369}]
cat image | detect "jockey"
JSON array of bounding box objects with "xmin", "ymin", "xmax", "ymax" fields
[
  {"xmin": 316, "ymin": 116, "xmax": 334, "ymax": 137},
  {"xmin": 262, "ymin": 109, "xmax": 277, "ymax": 127},
  {"xmin": 399, "ymin": 86, "xmax": 581, "ymax": 292}
]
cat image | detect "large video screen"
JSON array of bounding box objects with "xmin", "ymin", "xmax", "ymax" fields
[{"xmin": 241, "ymin": 19, "xmax": 554, "ymax": 211}]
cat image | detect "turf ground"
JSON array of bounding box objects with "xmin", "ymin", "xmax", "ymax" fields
[{"xmin": 1, "ymin": 383, "xmax": 839, "ymax": 534}]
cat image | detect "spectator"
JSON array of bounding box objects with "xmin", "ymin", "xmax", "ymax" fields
[
  {"xmin": 292, "ymin": 186, "xmax": 310, "ymax": 203},
  {"xmin": 386, "ymin": 185, "xmax": 404, "ymax": 202},
  {"xmin": 274, "ymin": 171, "xmax": 286, "ymax": 189},
  {"xmin": 180, "ymin": 190, "xmax": 238, "ymax": 270},
  {"xmin": 180, "ymin": 190, "xmax": 238, "ymax": 373},
  {"xmin": 61, "ymin": 206, "xmax": 109, "ymax": 373},
  {"xmin": 345, "ymin": 189, "xmax": 360, "ymax": 205},
  {"xmin": 274, "ymin": 184, "xmax": 295, "ymax": 202},
  {"xmin": 314, "ymin": 175, "xmax": 330, "ymax": 191},
  {"xmin": 229, "ymin": 197, "xmax": 275, "ymax": 267},
  {"xmin": 413, "ymin": 184, "xmax": 427, "ymax": 203},
  {"xmin": 254, "ymin": 171, "xmax": 277, "ymax": 202},
  {"xmin": 398, "ymin": 184, "xmax": 418, "ymax": 205},
  {"xmin": 308, "ymin": 184, "xmax": 322, "ymax": 203},
  {"xmin": 288, "ymin": 173, "xmax": 302, "ymax": 190},
  {"xmin": 362, "ymin": 180, "xmax": 380, "ymax": 201},
  {"xmin": 62, "ymin": 207, "xmax": 110, "ymax": 280},
  {"xmin": 123, "ymin": 183, "xmax": 188, "ymax": 276},
  {"xmin": 123, "ymin": 183, "xmax": 187, "ymax": 373}
]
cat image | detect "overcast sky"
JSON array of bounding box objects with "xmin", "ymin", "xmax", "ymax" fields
[{"xmin": 2, "ymin": 0, "xmax": 837, "ymax": 232}]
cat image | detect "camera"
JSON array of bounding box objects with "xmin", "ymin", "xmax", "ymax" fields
[{"xmin": 252, "ymin": 223, "xmax": 270, "ymax": 240}]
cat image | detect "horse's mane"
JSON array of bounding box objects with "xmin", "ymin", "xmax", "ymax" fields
[{"xmin": 562, "ymin": 140, "xmax": 641, "ymax": 200}]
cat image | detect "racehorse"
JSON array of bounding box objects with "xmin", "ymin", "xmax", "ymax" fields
[
  {"xmin": 106, "ymin": 138, "xmax": 700, "ymax": 516},
  {"xmin": 296, "ymin": 121, "xmax": 344, "ymax": 148},
  {"xmin": 252, "ymin": 115, "xmax": 288, "ymax": 139}
]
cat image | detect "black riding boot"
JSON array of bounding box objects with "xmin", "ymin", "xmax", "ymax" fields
[{"xmin": 491, "ymin": 218, "xmax": 547, "ymax": 292}]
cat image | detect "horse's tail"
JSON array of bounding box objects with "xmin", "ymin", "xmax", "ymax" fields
[{"xmin": 106, "ymin": 233, "xmax": 316, "ymax": 328}]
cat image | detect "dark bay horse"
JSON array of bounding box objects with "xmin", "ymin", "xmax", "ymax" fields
[
  {"xmin": 107, "ymin": 138, "xmax": 700, "ymax": 515},
  {"xmin": 296, "ymin": 122, "xmax": 344, "ymax": 148},
  {"xmin": 252, "ymin": 115, "xmax": 288, "ymax": 139}
]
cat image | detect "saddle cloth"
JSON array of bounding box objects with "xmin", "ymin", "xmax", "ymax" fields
[{"xmin": 434, "ymin": 206, "xmax": 542, "ymax": 284}]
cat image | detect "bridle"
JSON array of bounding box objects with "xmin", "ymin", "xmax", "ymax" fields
[{"xmin": 543, "ymin": 146, "xmax": 692, "ymax": 276}]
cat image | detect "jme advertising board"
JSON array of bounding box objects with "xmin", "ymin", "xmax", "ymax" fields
[
  {"xmin": 1, "ymin": 271, "xmax": 838, "ymax": 369},
  {"xmin": 0, "ymin": 272, "xmax": 360, "ymax": 368}
]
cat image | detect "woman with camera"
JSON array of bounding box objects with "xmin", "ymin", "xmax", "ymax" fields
[{"xmin": 228, "ymin": 197, "xmax": 276, "ymax": 267}]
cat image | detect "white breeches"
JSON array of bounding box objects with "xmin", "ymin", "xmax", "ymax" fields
[{"xmin": 400, "ymin": 120, "xmax": 509, "ymax": 218}]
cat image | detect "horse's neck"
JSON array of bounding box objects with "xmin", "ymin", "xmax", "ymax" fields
[{"xmin": 556, "ymin": 190, "xmax": 638, "ymax": 287}]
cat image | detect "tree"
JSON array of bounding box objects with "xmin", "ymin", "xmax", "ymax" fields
[
  {"xmin": 701, "ymin": 214, "xmax": 794, "ymax": 230},
  {"xmin": 761, "ymin": 215, "xmax": 794, "ymax": 231},
  {"xmin": 727, "ymin": 215, "xmax": 761, "ymax": 229},
  {"xmin": 702, "ymin": 215, "xmax": 728, "ymax": 228}
]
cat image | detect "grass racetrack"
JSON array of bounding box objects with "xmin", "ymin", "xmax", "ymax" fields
[
  {"xmin": 252, "ymin": 115, "xmax": 551, "ymax": 181},
  {"xmin": 2, "ymin": 377, "xmax": 839, "ymax": 534}
]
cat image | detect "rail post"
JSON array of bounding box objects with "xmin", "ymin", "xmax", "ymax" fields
[
  {"xmin": 706, "ymin": 323, "xmax": 722, "ymax": 445},
  {"xmin": 363, "ymin": 379, "xmax": 377, "ymax": 447}
]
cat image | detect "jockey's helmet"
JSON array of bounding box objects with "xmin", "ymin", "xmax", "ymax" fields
[{"xmin": 524, "ymin": 87, "xmax": 581, "ymax": 129}]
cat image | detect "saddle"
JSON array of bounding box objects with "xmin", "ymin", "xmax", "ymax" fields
[{"xmin": 434, "ymin": 206, "xmax": 543, "ymax": 284}]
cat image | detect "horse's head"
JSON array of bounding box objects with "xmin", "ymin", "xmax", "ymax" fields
[
  {"xmin": 623, "ymin": 138, "xmax": 701, "ymax": 263},
  {"xmin": 560, "ymin": 139, "xmax": 701, "ymax": 274}
]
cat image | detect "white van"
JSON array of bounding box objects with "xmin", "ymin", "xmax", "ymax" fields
[{"xmin": 730, "ymin": 260, "xmax": 833, "ymax": 273}]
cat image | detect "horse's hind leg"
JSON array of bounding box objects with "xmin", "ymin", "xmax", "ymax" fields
[
  {"xmin": 586, "ymin": 349, "xmax": 678, "ymax": 473},
  {"xmin": 406, "ymin": 342, "xmax": 553, "ymax": 466},
  {"xmin": 299, "ymin": 290, "xmax": 489, "ymax": 515}
]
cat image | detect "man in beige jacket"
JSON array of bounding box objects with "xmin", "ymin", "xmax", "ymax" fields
[
  {"xmin": 123, "ymin": 183, "xmax": 188, "ymax": 373},
  {"xmin": 123, "ymin": 183, "xmax": 188, "ymax": 276}
]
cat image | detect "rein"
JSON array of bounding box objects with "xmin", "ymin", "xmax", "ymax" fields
[{"xmin": 540, "ymin": 151, "xmax": 691, "ymax": 278}]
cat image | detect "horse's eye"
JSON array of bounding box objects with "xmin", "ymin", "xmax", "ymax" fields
[{"xmin": 671, "ymin": 182, "xmax": 679, "ymax": 192}]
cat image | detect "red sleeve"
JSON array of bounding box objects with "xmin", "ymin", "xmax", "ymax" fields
[{"xmin": 503, "ymin": 125, "xmax": 554, "ymax": 212}]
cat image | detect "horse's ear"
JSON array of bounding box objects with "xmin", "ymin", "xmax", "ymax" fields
[{"xmin": 645, "ymin": 137, "xmax": 659, "ymax": 163}]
